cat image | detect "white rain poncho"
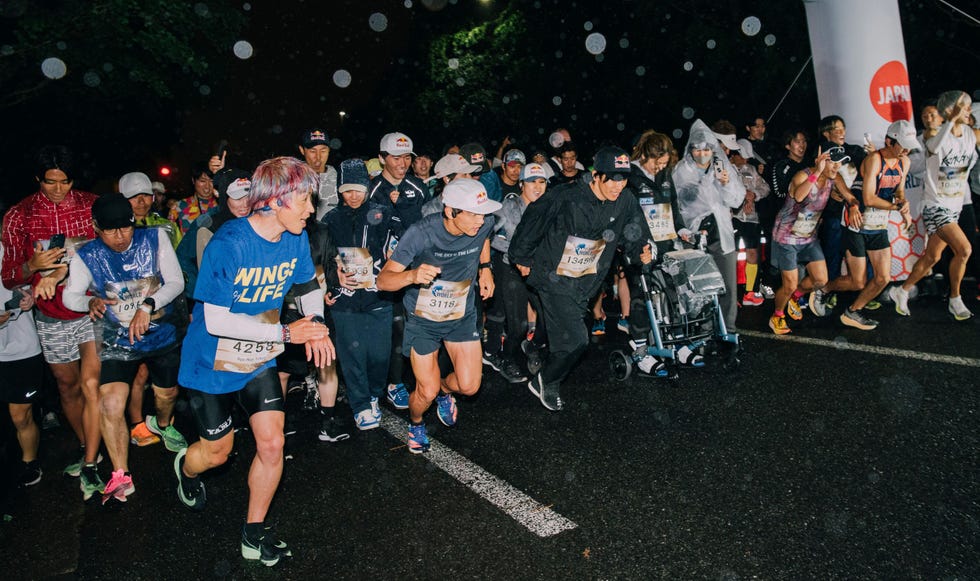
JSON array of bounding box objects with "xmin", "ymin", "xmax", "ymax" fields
[{"xmin": 672, "ymin": 119, "xmax": 746, "ymax": 254}]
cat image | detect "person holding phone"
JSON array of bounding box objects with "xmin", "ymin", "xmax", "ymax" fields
[{"xmin": 0, "ymin": 145, "xmax": 104, "ymax": 500}]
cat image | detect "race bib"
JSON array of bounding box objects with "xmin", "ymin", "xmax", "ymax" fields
[
  {"xmin": 640, "ymin": 200, "xmax": 677, "ymax": 241},
  {"xmin": 415, "ymin": 279, "xmax": 471, "ymax": 322},
  {"xmin": 862, "ymin": 207, "xmax": 890, "ymax": 231},
  {"xmin": 336, "ymin": 247, "xmax": 376, "ymax": 290},
  {"xmin": 936, "ymin": 167, "xmax": 968, "ymax": 199},
  {"xmin": 790, "ymin": 211, "xmax": 821, "ymax": 238},
  {"xmin": 557, "ymin": 236, "xmax": 606, "ymax": 278},
  {"xmin": 839, "ymin": 164, "xmax": 858, "ymax": 188},
  {"xmin": 105, "ymin": 276, "xmax": 161, "ymax": 325},
  {"xmin": 213, "ymin": 309, "xmax": 284, "ymax": 373}
]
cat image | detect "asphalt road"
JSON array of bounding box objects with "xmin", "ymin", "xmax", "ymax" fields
[{"xmin": 1, "ymin": 289, "xmax": 978, "ymax": 580}]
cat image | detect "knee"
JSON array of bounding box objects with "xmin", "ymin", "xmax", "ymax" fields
[
  {"xmin": 812, "ymin": 277, "xmax": 828, "ymax": 289},
  {"xmin": 960, "ymin": 244, "xmax": 973, "ymax": 260},
  {"xmin": 154, "ymin": 387, "xmax": 178, "ymax": 403},
  {"xmin": 202, "ymin": 441, "xmax": 234, "ymax": 468},
  {"xmin": 10, "ymin": 406, "xmax": 33, "ymax": 430},
  {"xmin": 254, "ymin": 433, "xmax": 285, "ymax": 462},
  {"xmin": 872, "ymin": 273, "xmax": 889, "ymax": 288},
  {"xmin": 454, "ymin": 372, "xmax": 482, "ymax": 396},
  {"xmin": 99, "ymin": 391, "xmax": 127, "ymax": 418}
]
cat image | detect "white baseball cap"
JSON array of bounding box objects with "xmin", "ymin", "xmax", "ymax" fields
[
  {"xmin": 712, "ymin": 132, "xmax": 741, "ymax": 151},
  {"xmin": 434, "ymin": 154, "xmax": 480, "ymax": 179},
  {"xmin": 442, "ymin": 178, "xmax": 502, "ymax": 215},
  {"xmin": 521, "ymin": 163, "xmax": 548, "ymax": 182},
  {"xmin": 886, "ymin": 120, "xmax": 919, "ymax": 150},
  {"xmin": 118, "ymin": 172, "xmax": 153, "ymax": 198},
  {"xmin": 379, "ymin": 132, "xmax": 414, "ymax": 156}
]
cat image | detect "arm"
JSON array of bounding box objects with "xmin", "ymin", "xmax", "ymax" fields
[
  {"xmin": 508, "ymin": 192, "xmax": 555, "ymax": 269},
  {"xmin": 61, "ymin": 254, "xmax": 95, "ymax": 313},
  {"xmin": 377, "ymin": 259, "xmax": 440, "ymax": 291},
  {"xmin": 478, "ymin": 238, "xmax": 494, "ymax": 299}
]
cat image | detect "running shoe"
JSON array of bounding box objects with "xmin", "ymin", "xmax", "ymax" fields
[
  {"xmin": 497, "ymin": 357, "xmax": 528, "ymax": 384},
  {"xmin": 742, "ymin": 291, "xmax": 764, "ymax": 306},
  {"xmin": 948, "ymin": 296, "xmax": 974, "ymax": 321},
  {"xmin": 616, "ymin": 318, "xmax": 629, "ymax": 333},
  {"xmin": 482, "ymin": 351, "xmax": 504, "ymax": 371},
  {"xmin": 758, "ymin": 284, "xmax": 776, "ymax": 299},
  {"xmin": 526, "ymin": 325, "xmax": 536, "ymax": 342},
  {"xmin": 840, "ymin": 308, "xmax": 878, "ymax": 330},
  {"xmin": 64, "ymin": 449, "xmax": 102, "ymax": 477},
  {"xmin": 634, "ymin": 354, "xmax": 668, "ymax": 377},
  {"xmin": 146, "ymin": 415, "xmax": 187, "ymax": 452},
  {"xmin": 435, "ymin": 393, "xmax": 457, "ymax": 427},
  {"xmin": 130, "ymin": 421, "xmax": 161, "ymax": 447},
  {"xmin": 174, "ymin": 448, "xmax": 206, "ymax": 511},
  {"xmin": 825, "ymin": 293, "xmax": 838, "ymax": 310},
  {"xmin": 354, "ymin": 409, "xmax": 380, "ymax": 431},
  {"xmin": 101, "ymin": 469, "xmax": 135, "ymax": 506},
  {"xmin": 527, "ymin": 374, "xmax": 563, "ymax": 411},
  {"xmin": 42, "ymin": 411, "xmax": 60, "ymax": 430},
  {"xmin": 522, "ymin": 339, "xmax": 544, "ymax": 376},
  {"xmin": 590, "ymin": 318, "xmax": 606, "ymax": 335},
  {"xmin": 676, "ymin": 344, "xmax": 705, "ymax": 367},
  {"xmin": 386, "ymin": 383, "xmax": 409, "ymax": 410},
  {"xmin": 809, "ymin": 289, "xmax": 827, "ymax": 317},
  {"xmin": 370, "ymin": 396, "xmax": 381, "ymax": 421},
  {"xmin": 20, "ymin": 461, "xmax": 42, "ymax": 487},
  {"xmin": 786, "ymin": 298, "xmax": 803, "ymax": 320},
  {"xmin": 241, "ymin": 524, "xmax": 292, "ymax": 567},
  {"xmin": 889, "ymin": 285, "xmax": 910, "ymax": 316},
  {"xmin": 79, "ymin": 463, "xmax": 104, "ymax": 501},
  {"xmin": 408, "ymin": 423, "xmax": 430, "ymax": 454},
  {"xmin": 769, "ymin": 315, "xmax": 791, "ymax": 335},
  {"xmin": 318, "ymin": 416, "xmax": 350, "ymax": 442},
  {"xmin": 864, "ymin": 299, "xmax": 881, "ymax": 311}
]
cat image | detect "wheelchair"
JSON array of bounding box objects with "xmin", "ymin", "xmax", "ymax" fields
[{"xmin": 608, "ymin": 238, "xmax": 740, "ymax": 381}]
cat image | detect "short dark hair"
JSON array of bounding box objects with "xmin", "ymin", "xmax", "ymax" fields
[
  {"xmin": 818, "ymin": 115, "xmax": 845, "ymax": 136},
  {"xmin": 190, "ymin": 161, "xmax": 213, "ymax": 181},
  {"xmin": 35, "ymin": 145, "xmax": 75, "ymax": 181},
  {"xmin": 559, "ymin": 141, "xmax": 577, "ymax": 156},
  {"xmin": 780, "ymin": 129, "xmax": 807, "ymax": 147}
]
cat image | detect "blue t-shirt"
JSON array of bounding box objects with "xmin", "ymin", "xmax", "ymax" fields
[
  {"xmin": 390, "ymin": 213, "xmax": 493, "ymax": 324},
  {"xmin": 178, "ymin": 218, "xmax": 315, "ymax": 394}
]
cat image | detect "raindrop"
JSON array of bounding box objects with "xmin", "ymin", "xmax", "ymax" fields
[
  {"xmin": 764, "ymin": 34, "xmax": 776, "ymax": 46},
  {"xmin": 243, "ymin": 3, "xmax": 251, "ymax": 11},
  {"xmin": 555, "ymin": 50, "xmax": 563, "ymax": 59},
  {"xmin": 683, "ymin": 61, "xmax": 693, "ymax": 72},
  {"xmin": 455, "ymin": 77, "xmax": 465, "ymax": 86},
  {"xmin": 83, "ymin": 71, "xmax": 100, "ymax": 87},
  {"xmin": 570, "ymin": 114, "xmax": 578, "ymax": 121},
  {"xmin": 333, "ymin": 69, "xmax": 352, "ymax": 88},
  {"xmin": 585, "ymin": 32, "xmax": 606, "ymax": 55},
  {"xmin": 102, "ymin": 62, "xmax": 114, "ymax": 72},
  {"xmin": 367, "ymin": 208, "xmax": 384, "ymax": 225},
  {"xmin": 1, "ymin": 45, "xmax": 13, "ymax": 56},
  {"xmin": 619, "ymin": 38, "xmax": 629, "ymax": 49},
  {"xmin": 271, "ymin": 124, "xmax": 283, "ymax": 134},
  {"xmin": 194, "ymin": 3, "xmax": 210, "ymax": 17},
  {"xmin": 602, "ymin": 229, "xmax": 617, "ymax": 242},
  {"xmin": 369, "ymin": 12, "xmax": 388, "ymax": 32},
  {"xmin": 404, "ymin": 0, "xmax": 412, "ymax": 6},
  {"xmin": 329, "ymin": 138, "xmax": 343, "ymax": 150},
  {"xmin": 706, "ymin": 39, "xmax": 716, "ymax": 49},
  {"xmin": 56, "ymin": 41, "xmax": 67, "ymax": 50},
  {"xmin": 502, "ymin": 96, "xmax": 510, "ymax": 104},
  {"xmin": 565, "ymin": 471, "xmax": 576, "ymax": 482},
  {"xmin": 41, "ymin": 57, "xmax": 67, "ymax": 79},
  {"xmin": 741, "ymin": 16, "xmax": 761, "ymax": 36},
  {"xmin": 616, "ymin": 122, "xmax": 625, "ymax": 131},
  {"xmin": 448, "ymin": 57, "xmax": 459, "ymax": 69},
  {"xmin": 672, "ymin": 128, "xmax": 683, "ymax": 139},
  {"xmin": 595, "ymin": 53, "xmax": 604, "ymax": 62},
  {"xmin": 233, "ymin": 40, "xmax": 253, "ymax": 59},
  {"xmin": 635, "ymin": 65, "xmax": 645, "ymax": 76},
  {"xmin": 422, "ymin": 0, "xmax": 448, "ymax": 9},
  {"xmin": 552, "ymin": 96, "xmax": 562, "ymax": 106},
  {"xmin": 199, "ymin": 84, "xmax": 211, "ymax": 95},
  {"xmin": 584, "ymin": 21, "xmax": 593, "ymax": 31}
]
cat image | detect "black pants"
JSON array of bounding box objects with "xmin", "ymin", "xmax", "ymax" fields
[
  {"xmin": 537, "ymin": 289, "xmax": 589, "ymax": 386},
  {"xmin": 484, "ymin": 253, "xmax": 532, "ymax": 359}
]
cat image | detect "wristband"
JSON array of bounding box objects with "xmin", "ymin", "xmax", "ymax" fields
[
  {"xmin": 807, "ymin": 173, "xmax": 818, "ymax": 183},
  {"xmin": 281, "ymin": 324, "xmax": 291, "ymax": 344},
  {"xmin": 138, "ymin": 304, "xmax": 153, "ymax": 314},
  {"xmin": 479, "ymin": 262, "xmax": 492, "ymax": 270}
]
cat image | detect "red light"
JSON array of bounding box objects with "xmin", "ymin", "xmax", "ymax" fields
[{"xmin": 159, "ymin": 166, "xmax": 171, "ymax": 176}]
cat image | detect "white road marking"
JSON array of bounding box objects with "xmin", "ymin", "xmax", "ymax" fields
[
  {"xmin": 379, "ymin": 414, "xmax": 578, "ymax": 538},
  {"xmin": 740, "ymin": 329, "xmax": 980, "ymax": 368}
]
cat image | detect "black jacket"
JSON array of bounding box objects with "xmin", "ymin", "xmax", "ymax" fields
[
  {"xmin": 509, "ymin": 176, "xmax": 647, "ymax": 301},
  {"xmin": 321, "ymin": 201, "xmax": 398, "ymax": 312}
]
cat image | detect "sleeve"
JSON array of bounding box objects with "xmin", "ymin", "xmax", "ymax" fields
[
  {"xmin": 1, "ymin": 208, "xmax": 31, "ymax": 288},
  {"xmin": 174, "ymin": 227, "xmax": 199, "ymax": 298},
  {"xmin": 148, "ymin": 229, "xmax": 185, "ymax": 309},
  {"xmin": 203, "ymin": 303, "xmax": 282, "ymax": 342},
  {"xmin": 389, "ymin": 222, "xmax": 424, "ymax": 267},
  {"xmin": 925, "ymin": 121, "xmax": 955, "ymax": 156},
  {"xmin": 508, "ymin": 193, "xmax": 557, "ymax": 267},
  {"xmin": 194, "ymin": 235, "xmax": 241, "ymax": 309},
  {"xmin": 61, "ymin": 254, "xmax": 94, "ymax": 313}
]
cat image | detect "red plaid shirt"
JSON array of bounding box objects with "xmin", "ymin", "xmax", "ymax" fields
[{"xmin": 1, "ymin": 189, "xmax": 98, "ymax": 320}]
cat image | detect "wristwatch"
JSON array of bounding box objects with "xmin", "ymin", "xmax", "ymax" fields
[{"xmin": 139, "ymin": 298, "xmax": 155, "ymax": 314}]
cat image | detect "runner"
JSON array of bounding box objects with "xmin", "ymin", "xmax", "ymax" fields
[
  {"xmin": 173, "ymin": 157, "xmax": 334, "ymax": 567},
  {"xmin": 377, "ymin": 178, "xmax": 499, "ymax": 453}
]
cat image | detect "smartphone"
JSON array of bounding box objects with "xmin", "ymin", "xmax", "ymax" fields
[
  {"xmin": 712, "ymin": 156, "xmax": 725, "ymax": 179},
  {"xmin": 49, "ymin": 233, "xmax": 66, "ymax": 249}
]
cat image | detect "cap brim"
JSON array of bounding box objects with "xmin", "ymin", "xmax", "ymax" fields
[
  {"xmin": 896, "ymin": 137, "xmax": 920, "ymax": 150},
  {"xmin": 121, "ymin": 191, "xmax": 150, "ymax": 199},
  {"xmin": 339, "ymin": 185, "xmax": 368, "ymax": 193},
  {"xmin": 607, "ymin": 172, "xmax": 629, "ymax": 182},
  {"xmin": 449, "ymin": 200, "xmax": 503, "ymax": 215}
]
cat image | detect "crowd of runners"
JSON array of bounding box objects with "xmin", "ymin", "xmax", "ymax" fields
[{"xmin": 1, "ymin": 88, "xmax": 977, "ymax": 566}]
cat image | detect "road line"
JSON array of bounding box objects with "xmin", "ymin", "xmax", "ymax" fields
[
  {"xmin": 379, "ymin": 414, "xmax": 578, "ymax": 538},
  {"xmin": 740, "ymin": 329, "xmax": 980, "ymax": 368}
]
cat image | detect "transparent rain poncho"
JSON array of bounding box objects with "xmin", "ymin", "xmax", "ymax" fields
[{"xmin": 672, "ymin": 119, "xmax": 746, "ymax": 254}]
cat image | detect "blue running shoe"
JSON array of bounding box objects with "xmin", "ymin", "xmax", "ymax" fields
[
  {"xmin": 354, "ymin": 409, "xmax": 379, "ymax": 430},
  {"xmin": 590, "ymin": 318, "xmax": 606, "ymax": 335},
  {"xmin": 408, "ymin": 423, "xmax": 430, "ymax": 454},
  {"xmin": 435, "ymin": 393, "xmax": 457, "ymax": 427},
  {"xmin": 387, "ymin": 383, "xmax": 409, "ymax": 410},
  {"xmin": 369, "ymin": 396, "xmax": 381, "ymax": 420}
]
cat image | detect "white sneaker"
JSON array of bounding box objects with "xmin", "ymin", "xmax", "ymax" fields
[
  {"xmin": 758, "ymin": 284, "xmax": 775, "ymax": 300},
  {"xmin": 948, "ymin": 296, "xmax": 973, "ymax": 321},
  {"xmin": 354, "ymin": 409, "xmax": 379, "ymax": 431},
  {"xmin": 890, "ymin": 286, "xmax": 910, "ymax": 316},
  {"xmin": 809, "ymin": 289, "xmax": 827, "ymax": 317}
]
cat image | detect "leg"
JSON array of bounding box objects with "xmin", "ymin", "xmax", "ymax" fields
[
  {"xmin": 127, "ymin": 363, "xmax": 149, "ymax": 425},
  {"xmin": 903, "ymin": 232, "xmax": 948, "ymax": 292},
  {"xmin": 800, "ymin": 260, "xmax": 829, "ymax": 293},
  {"xmin": 9, "ymin": 403, "xmax": 39, "ymax": 463},
  {"xmin": 152, "ymin": 385, "xmax": 178, "ymax": 427},
  {"xmin": 852, "ymin": 248, "xmax": 890, "ymax": 311},
  {"xmin": 936, "ymin": 223, "xmax": 973, "ymax": 299},
  {"xmin": 774, "ymin": 269, "xmax": 800, "ymax": 313},
  {"xmin": 442, "ymin": 340, "xmax": 483, "ymax": 396},
  {"xmin": 48, "ymin": 360, "xmax": 84, "ymax": 444},
  {"xmin": 246, "ymin": 410, "xmax": 285, "ymax": 524},
  {"xmin": 617, "ymin": 271, "xmax": 630, "ymax": 318},
  {"xmin": 408, "ymin": 349, "xmax": 440, "ymax": 424},
  {"xmin": 99, "ymin": 381, "xmax": 131, "ymax": 472},
  {"xmin": 78, "ymin": 341, "xmax": 102, "ymax": 463},
  {"xmin": 825, "ymin": 251, "xmax": 867, "ymax": 294}
]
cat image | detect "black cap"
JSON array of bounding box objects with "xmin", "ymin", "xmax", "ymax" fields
[
  {"xmin": 301, "ymin": 129, "xmax": 330, "ymax": 148},
  {"xmin": 92, "ymin": 194, "xmax": 135, "ymax": 230},
  {"xmin": 593, "ymin": 146, "xmax": 632, "ymax": 181}
]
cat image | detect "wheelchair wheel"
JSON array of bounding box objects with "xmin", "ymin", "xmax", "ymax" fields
[{"xmin": 608, "ymin": 350, "xmax": 633, "ymax": 382}]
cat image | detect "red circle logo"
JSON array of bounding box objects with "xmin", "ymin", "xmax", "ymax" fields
[{"xmin": 869, "ymin": 60, "xmax": 912, "ymax": 122}]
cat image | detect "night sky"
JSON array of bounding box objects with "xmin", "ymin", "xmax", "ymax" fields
[{"xmin": 0, "ymin": 0, "xmax": 975, "ymax": 202}]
